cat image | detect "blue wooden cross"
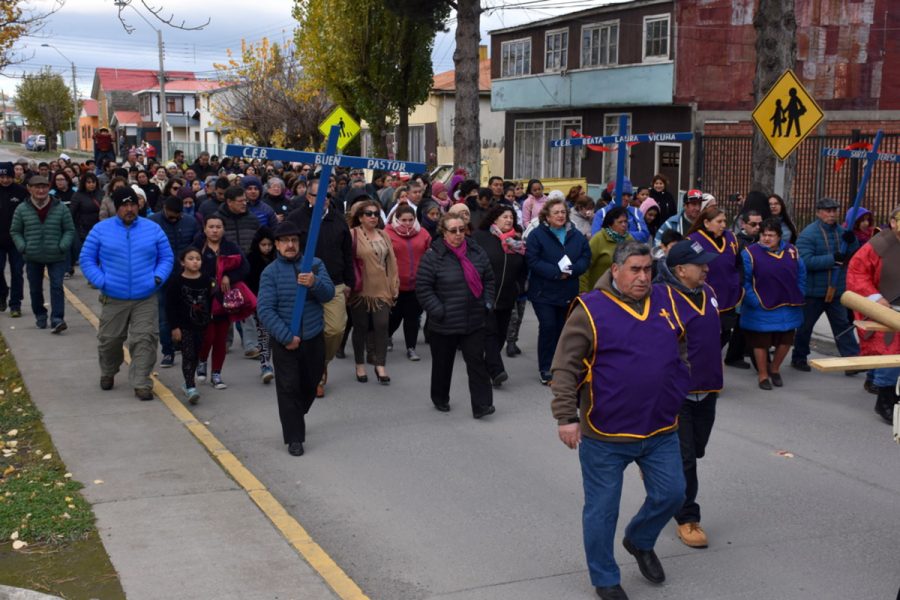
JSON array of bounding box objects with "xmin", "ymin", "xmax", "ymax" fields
[
  {"xmin": 549, "ymin": 115, "xmax": 693, "ymax": 205},
  {"xmin": 226, "ymin": 129, "xmax": 427, "ymax": 337},
  {"xmin": 820, "ymin": 130, "xmax": 900, "ymax": 253}
]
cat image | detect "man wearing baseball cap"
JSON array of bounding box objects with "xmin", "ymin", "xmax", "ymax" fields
[
  {"xmin": 0, "ymin": 162, "xmax": 27, "ymax": 317},
  {"xmin": 257, "ymin": 221, "xmax": 335, "ymax": 456},
  {"xmin": 791, "ymin": 197, "xmax": 860, "ymax": 371},
  {"xmin": 655, "ymin": 189, "xmax": 704, "ymax": 246},
  {"xmin": 657, "ymin": 239, "xmax": 723, "ymax": 550},
  {"xmin": 10, "ymin": 175, "xmax": 76, "ymax": 333},
  {"xmin": 80, "ymin": 186, "xmax": 174, "ymax": 400}
]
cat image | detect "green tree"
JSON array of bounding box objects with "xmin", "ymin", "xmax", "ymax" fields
[
  {"xmin": 384, "ymin": 0, "xmax": 480, "ymax": 177},
  {"xmin": 293, "ymin": 0, "xmax": 436, "ymax": 160},
  {"xmin": 15, "ymin": 68, "xmax": 74, "ymax": 150}
]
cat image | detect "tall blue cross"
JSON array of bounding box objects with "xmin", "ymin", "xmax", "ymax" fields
[
  {"xmin": 549, "ymin": 115, "xmax": 693, "ymax": 205},
  {"xmin": 226, "ymin": 129, "xmax": 427, "ymax": 337},
  {"xmin": 821, "ymin": 130, "xmax": 900, "ymax": 253}
]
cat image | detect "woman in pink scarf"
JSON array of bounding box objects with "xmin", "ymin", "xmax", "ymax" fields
[{"xmin": 415, "ymin": 214, "xmax": 497, "ymax": 418}]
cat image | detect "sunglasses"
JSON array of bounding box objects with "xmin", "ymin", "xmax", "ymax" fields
[
  {"xmin": 444, "ymin": 227, "xmax": 466, "ymax": 234},
  {"xmin": 361, "ymin": 210, "xmax": 379, "ymax": 217}
]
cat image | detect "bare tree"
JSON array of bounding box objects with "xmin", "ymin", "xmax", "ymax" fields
[
  {"xmin": 752, "ymin": 0, "xmax": 797, "ymax": 200},
  {"xmin": 0, "ymin": 0, "xmax": 64, "ymax": 72},
  {"xmin": 113, "ymin": 0, "xmax": 209, "ymax": 33}
]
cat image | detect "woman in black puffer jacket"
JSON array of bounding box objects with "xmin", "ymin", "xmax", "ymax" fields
[{"xmin": 416, "ymin": 213, "xmax": 496, "ymax": 418}]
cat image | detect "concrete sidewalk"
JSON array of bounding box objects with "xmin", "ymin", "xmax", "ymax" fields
[{"xmin": 4, "ymin": 281, "xmax": 338, "ymax": 599}]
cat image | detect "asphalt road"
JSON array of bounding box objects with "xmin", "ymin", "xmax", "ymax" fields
[
  {"xmin": 4, "ymin": 144, "xmax": 899, "ymax": 599},
  {"xmin": 60, "ymin": 268, "xmax": 900, "ymax": 600}
]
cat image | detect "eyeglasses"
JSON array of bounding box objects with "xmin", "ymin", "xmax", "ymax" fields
[
  {"xmin": 361, "ymin": 210, "xmax": 379, "ymax": 217},
  {"xmin": 444, "ymin": 227, "xmax": 466, "ymax": 234},
  {"xmin": 747, "ymin": 222, "xmax": 762, "ymax": 227}
]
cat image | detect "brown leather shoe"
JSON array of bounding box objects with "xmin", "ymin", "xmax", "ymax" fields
[{"xmin": 676, "ymin": 522, "xmax": 708, "ymax": 548}]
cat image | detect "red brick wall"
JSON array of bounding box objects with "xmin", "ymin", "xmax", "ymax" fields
[{"xmin": 702, "ymin": 120, "xmax": 900, "ymax": 136}]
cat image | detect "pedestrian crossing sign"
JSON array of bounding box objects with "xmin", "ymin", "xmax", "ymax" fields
[
  {"xmin": 751, "ymin": 69, "xmax": 824, "ymax": 161},
  {"xmin": 319, "ymin": 105, "xmax": 360, "ymax": 151}
]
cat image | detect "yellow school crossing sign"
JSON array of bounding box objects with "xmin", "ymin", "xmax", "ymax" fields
[
  {"xmin": 751, "ymin": 69, "xmax": 824, "ymax": 161},
  {"xmin": 319, "ymin": 105, "xmax": 360, "ymax": 151}
]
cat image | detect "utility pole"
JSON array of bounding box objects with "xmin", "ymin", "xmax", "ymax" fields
[
  {"xmin": 41, "ymin": 43, "xmax": 79, "ymax": 133},
  {"xmin": 157, "ymin": 28, "xmax": 168, "ymax": 163}
]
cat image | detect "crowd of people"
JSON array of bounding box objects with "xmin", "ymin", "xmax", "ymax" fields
[{"xmin": 1, "ymin": 146, "xmax": 898, "ymax": 598}]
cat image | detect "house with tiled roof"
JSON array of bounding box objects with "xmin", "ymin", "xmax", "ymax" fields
[
  {"xmin": 91, "ymin": 67, "xmax": 196, "ymax": 129},
  {"xmin": 360, "ymin": 47, "xmax": 505, "ymax": 176},
  {"xmin": 132, "ymin": 79, "xmax": 228, "ymax": 146}
]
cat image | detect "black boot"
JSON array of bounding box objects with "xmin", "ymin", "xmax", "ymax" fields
[{"xmin": 874, "ymin": 387, "xmax": 897, "ymax": 424}]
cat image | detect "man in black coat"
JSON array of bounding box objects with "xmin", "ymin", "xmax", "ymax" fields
[
  {"xmin": 286, "ymin": 177, "xmax": 354, "ymax": 397},
  {"xmin": 0, "ymin": 163, "xmax": 27, "ymax": 316}
]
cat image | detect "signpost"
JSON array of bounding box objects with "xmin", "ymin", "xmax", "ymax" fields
[
  {"xmin": 820, "ymin": 130, "xmax": 900, "ymax": 253},
  {"xmin": 751, "ymin": 69, "xmax": 825, "ymax": 197},
  {"xmin": 549, "ymin": 115, "xmax": 693, "ymax": 205},
  {"xmin": 225, "ymin": 112, "xmax": 426, "ymax": 337},
  {"xmin": 318, "ymin": 105, "xmax": 360, "ymax": 152}
]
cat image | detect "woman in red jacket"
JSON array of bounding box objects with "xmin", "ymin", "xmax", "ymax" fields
[{"xmin": 386, "ymin": 205, "xmax": 432, "ymax": 361}]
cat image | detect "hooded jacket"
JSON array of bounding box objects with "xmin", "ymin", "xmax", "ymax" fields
[{"xmin": 216, "ymin": 203, "xmax": 260, "ymax": 255}]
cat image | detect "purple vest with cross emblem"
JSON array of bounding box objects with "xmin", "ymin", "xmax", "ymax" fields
[
  {"xmin": 576, "ymin": 284, "xmax": 691, "ymax": 439},
  {"xmin": 667, "ymin": 283, "xmax": 724, "ymax": 394},
  {"xmin": 746, "ymin": 243, "xmax": 805, "ymax": 309},
  {"xmin": 685, "ymin": 230, "xmax": 743, "ymax": 311}
]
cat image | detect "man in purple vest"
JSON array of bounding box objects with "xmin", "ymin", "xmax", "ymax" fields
[
  {"xmin": 656, "ymin": 240, "xmax": 723, "ymax": 550},
  {"xmin": 551, "ymin": 241, "xmax": 691, "ymax": 600}
]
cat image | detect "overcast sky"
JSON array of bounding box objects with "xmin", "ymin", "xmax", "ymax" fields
[{"xmin": 2, "ymin": 0, "xmax": 625, "ymax": 102}]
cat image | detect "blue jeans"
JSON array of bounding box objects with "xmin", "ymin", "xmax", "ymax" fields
[
  {"xmin": 157, "ymin": 287, "xmax": 173, "ymax": 356},
  {"xmin": 873, "ymin": 367, "xmax": 900, "ymax": 388},
  {"xmin": 0, "ymin": 245, "xmax": 24, "ymax": 310},
  {"xmin": 532, "ymin": 301, "xmax": 569, "ymax": 375},
  {"xmin": 25, "ymin": 261, "xmax": 66, "ymax": 326},
  {"xmin": 792, "ymin": 296, "xmax": 860, "ymax": 363},
  {"xmin": 579, "ymin": 432, "xmax": 685, "ymax": 587}
]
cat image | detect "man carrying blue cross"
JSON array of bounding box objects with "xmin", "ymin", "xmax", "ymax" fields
[{"xmin": 238, "ymin": 126, "xmax": 426, "ymax": 455}]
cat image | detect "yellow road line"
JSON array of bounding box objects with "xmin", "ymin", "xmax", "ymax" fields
[{"xmin": 63, "ymin": 285, "xmax": 369, "ymax": 600}]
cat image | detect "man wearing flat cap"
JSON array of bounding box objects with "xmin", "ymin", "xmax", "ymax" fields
[
  {"xmin": 655, "ymin": 239, "xmax": 723, "ymax": 550},
  {"xmin": 550, "ymin": 240, "xmax": 691, "ymax": 600},
  {"xmin": 0, "ymin": 162, "xmax": 27, "ymax": 317},
  {"xmin": 792, "ymin": 197, "xmax": 860, "ymax": 372},
  {"xmin": 150, "ymin": 195, "xmax": 199, "ymax": 367},
  {"xmin": 80, "ymin": 186, "xmax": 174, "ymax": 400},
  {"xmin": 257, "ymin": 221, "xmax": 334, "ymax": 457},
  {"xmin": 10, "ymin": 175, "xmax": 75, "ymax": 333}
]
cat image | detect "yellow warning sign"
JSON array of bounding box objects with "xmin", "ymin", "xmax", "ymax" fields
[
  {"xmin": 751, "ymin": 70, "xmax": 824, "ymax": 161},
  {"xmin": 318, "ymin": 105, "xmax": 360, "ymax": 151}
]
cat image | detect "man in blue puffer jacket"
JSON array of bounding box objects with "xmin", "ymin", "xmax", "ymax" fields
[
  {"xmin": 80, "ymin": 186, "xmax": 174, "ymax": 400},
  {"xmin": 257, "ymin": 221, "xmax": 334, "ymax": 456}
]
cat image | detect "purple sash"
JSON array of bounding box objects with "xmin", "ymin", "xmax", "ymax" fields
[
  {"xmin": 747, "ymin": 243, "xmax": 805, "ymax": 309},
  {"xmin": 686, "ymin": 230, "xmax": 743, "ymax": 311},
  {"xmin": 667, "ymin": 284, "xmax": 724, "ymax": 394},
  {"xmin": 577, "ymin": 285, "xmax": 690, "ymax": 438}
]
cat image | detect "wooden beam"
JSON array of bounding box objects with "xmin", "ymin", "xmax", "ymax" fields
[
  {"xmin": 854, "ymin": 320, "xmax": 896, "ymax": 333},
  {"xmin": 810, "ymin": 355, "xmax": 900, "ymax": 372},
  {"xmin": 842, "ymin": 291, "xmax": 900, "ymax": 331}
]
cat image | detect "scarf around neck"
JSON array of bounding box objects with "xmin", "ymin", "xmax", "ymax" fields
[
  {"xmin": 604, "ymin": 227, "xmax": 628, "ymax": 244},
  {"xmin": 443, "ymin": 238, "xmax": 483, "ymax": 298},
  {"xmin": 490, "ymin": 224, "xmax": 526, "ymax": 255},
  {"xmin": 390, "ymin": 213, "xmax": 421, "ymax": 237}
]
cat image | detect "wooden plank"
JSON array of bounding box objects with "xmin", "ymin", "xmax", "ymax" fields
[
  {"xmin": 810, "ymin": 355, "xmax": 900, "ymax": 372},
  {"xmin": 854, "ymin": 319, "xmax": 896, "ymax": 332}
]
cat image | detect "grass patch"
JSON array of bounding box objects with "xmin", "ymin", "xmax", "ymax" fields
[
  {"xmin": 0, "ymin": 140, "xmax": 90, "ymax": 162},
  {"xmin": 0, "ymin": 334, "xmax": 124, "ymax": 598}
]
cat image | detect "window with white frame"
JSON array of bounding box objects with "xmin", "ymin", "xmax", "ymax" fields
[
  {"xmin": 408, "ymin": 125, "xmax": 425, "ymax": 164},
  {"xmin": 501, "ymin": 38, "xmax": 532, "ymax": 78},
  {"xmin": 513, "ymin": 118, "xmax": 582, "ymax": 180},
  {"xmin": 545, "ymin": 29, "xmax": 568, "ymax": 72},
  {"xmin": 643, "ymin": 14, "xmax": 670, "ymax": 61},
  {"xmin": 602, "ymin": 113, "xmax": 631, "ymax": 185},
  {"xmin": 581, "ymin": 21, "xmax": 618, "ymax": 68}
]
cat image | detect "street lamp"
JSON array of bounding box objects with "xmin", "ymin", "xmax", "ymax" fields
[
  {"xmin": 40, "ymin": 43, "xmax": 78, "ymax": 133},
  {"xmin": 112, "ymin": 0, "xmax": 168, "ymax": 162}
]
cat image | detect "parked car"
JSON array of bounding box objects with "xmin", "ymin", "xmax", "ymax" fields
[{"xmin": 24, "ymin": 135, "xmax": 46, "ymax": 151}]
